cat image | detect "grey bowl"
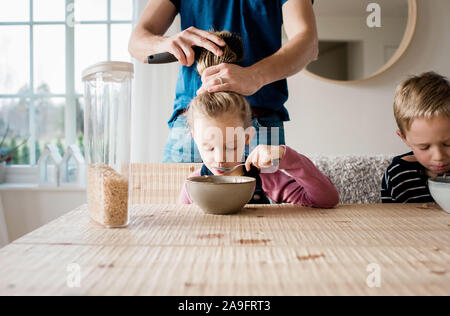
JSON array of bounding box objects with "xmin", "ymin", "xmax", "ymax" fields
[
  {"xmin": 428, "ymin": 177, "xmax": 450, "ymax": 213},
  {"xmin": 186, "ymin": 176, "xmax": 256, "ymax": 215}
]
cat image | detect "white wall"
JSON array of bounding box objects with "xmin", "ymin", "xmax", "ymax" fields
[
  {"xmin": 0, "ymin": 187, "xmax": 86, "ymax": 242},
  {"xmin": 285, "ymin": 0, "xmax": 450, "ymax": 156}
]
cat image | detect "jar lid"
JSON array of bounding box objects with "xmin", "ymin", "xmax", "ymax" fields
[{"xmin": 82, "ymin": 61, "xmax": 134, "ymax": 81}]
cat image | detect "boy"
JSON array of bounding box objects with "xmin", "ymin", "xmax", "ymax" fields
[{"xmin": 382, "ymin": 72, "xmax": 450, "ymax": 203}]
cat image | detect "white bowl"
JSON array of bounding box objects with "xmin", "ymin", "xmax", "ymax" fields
[{"xmin": 428, "ymin": 177, "xmax": 450, "ymax": 213}]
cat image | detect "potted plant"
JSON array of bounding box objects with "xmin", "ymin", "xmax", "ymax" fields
[{"xmin": 0, "ymin": 125, "xmax": 28, "ymax": 183}]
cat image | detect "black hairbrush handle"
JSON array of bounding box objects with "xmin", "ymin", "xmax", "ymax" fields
[
  {"xmin": 147, "ymin": 52, "xmax": 178, "ymax": 64},
  {"xmin": 147, "ymin": 46, "xmax": 206, "ymax": 64}
]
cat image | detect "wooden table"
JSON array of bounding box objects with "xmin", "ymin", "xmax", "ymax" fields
[{"xmin": 0, "ymin": 203, "xmax": 449, "ymax": 296}]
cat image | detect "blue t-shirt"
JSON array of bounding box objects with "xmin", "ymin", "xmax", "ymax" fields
[{"xmin": 168, "ymin": 0, "xmax": 297, "ymax": 127}]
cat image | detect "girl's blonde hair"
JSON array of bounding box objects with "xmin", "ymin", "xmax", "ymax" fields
[
  {"xmin": 394, "ymin": 72, "xmax": 450, "ymax": 135},
  {"xmin": 186, "ymin": 30, "xmax": 250, "ymax": 130},
  {"xmin": 187, "ymin": 92, "xmax": 252, "ymax": 130}
]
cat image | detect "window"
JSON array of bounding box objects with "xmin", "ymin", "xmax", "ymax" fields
[{"xmin": 0, "ymin": 0, "xmax": 133, "ymax": 166}]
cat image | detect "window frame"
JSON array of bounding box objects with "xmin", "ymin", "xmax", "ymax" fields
[{"xmin": 0, "ymin": 0, "xmax": 132, "ymax": 169}]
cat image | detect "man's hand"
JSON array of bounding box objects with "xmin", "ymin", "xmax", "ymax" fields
[
  {"xmin": 164, "ymin": 26, "xmax": 226, "ymax": 66},
  {"xmin": 129, "ymin": 1, "xmax": 226, "ymax": 63},
  {"xmin": 196, "ymin": 63, "xmax": 264, "ymax": 96},
  {"xmin": 195, "ymin": 0, "xmax": 318, "ymax": 92}
]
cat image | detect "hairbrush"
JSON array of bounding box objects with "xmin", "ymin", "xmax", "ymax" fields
[{"xmin": 146, "ymin": 32, "xmax": 244, "ymax": 64}]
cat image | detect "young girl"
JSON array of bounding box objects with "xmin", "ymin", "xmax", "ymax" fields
[{"xmin": 178, "ymin": 91, "xmax": 340, "ymax": 208}]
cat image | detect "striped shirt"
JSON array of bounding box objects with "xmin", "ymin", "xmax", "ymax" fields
[{"xmin": 381, "ymin": 152, "xmax": 450, "ymax": 203}]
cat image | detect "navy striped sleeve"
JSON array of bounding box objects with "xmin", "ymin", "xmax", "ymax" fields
[
  {"xmin": 381, "ymin": 156, "xmax": 435, "ymax": 204},
  {"xmin": 381, "ymin": 169, "xmax": 393, "ymax": 203}
]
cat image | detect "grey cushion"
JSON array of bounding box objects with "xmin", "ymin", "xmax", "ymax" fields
[{"xmin": 310, "ymin": 155, "xmax": 394, "ymax": 204}]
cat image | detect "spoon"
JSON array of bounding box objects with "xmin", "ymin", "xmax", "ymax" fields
[
  {"xmin": 214, "ymin": 159, "xmax": 280, "ymax": 173},
  {"xmin": 214, "ymin": 163, "xmax": 245, "ymax": 173}
]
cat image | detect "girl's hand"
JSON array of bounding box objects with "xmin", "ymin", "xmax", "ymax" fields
[
  {"xmin": 245, "ymin": 145, "xmax": 286, "ymax": 172},
  {"xmin": 164, "ymin": 27, "xmax": 226, "ymax": 66}
]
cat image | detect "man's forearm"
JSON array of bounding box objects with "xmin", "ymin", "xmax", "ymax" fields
[
  {"xmin": 249, "ymin": 31, "xmax": 318, "ymax": 87},
  {"xmin": 128, "ymin": 28, "xmax": 168, "ymax": 63},
  {"xmin": 128, "ymin": 0, "xmax": 178, "ymax": 63}
]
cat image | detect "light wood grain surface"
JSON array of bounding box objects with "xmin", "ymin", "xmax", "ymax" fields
[{"xmin": 0, "ymin": 203, "xmax": 449, "ymax": 296}]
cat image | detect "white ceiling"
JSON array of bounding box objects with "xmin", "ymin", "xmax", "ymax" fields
[{"xmin": 313, "ymin": 0, "xmax": 409, "ymax": 18}]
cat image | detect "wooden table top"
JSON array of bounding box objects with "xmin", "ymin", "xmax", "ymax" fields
[{"xmin": 0, "ymin": 203, "xmax": 449, "ymax": 296}]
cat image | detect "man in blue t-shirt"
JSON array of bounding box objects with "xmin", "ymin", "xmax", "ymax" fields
[{"xmin": 129, "ymin": 0, "xmax": 318, "ymax": 162}]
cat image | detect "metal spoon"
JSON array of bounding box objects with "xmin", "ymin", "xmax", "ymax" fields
[
  {"xmin": 214, "ymin": 159, "xmax": 280, "ymax": 173},
  {"xmin": 214, "ymin": 163, "xmax": 246, "ymax": 173}
]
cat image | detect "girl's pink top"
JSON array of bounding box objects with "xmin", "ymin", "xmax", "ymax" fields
[{"xmin": 179, "ymin": 146, "xmax": 339, "ymax": 208}]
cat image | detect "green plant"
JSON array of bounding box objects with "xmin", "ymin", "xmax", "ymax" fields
[
  {"xmin": 35, "ymin": 140, "xmax": 41, "ymax": 162},
  {"xmin": 20, "ymin": 143, "xmax": 30, "ymax": 165},
  {"xmin": 0, "ymin": 125, "xmax": 28, "ymax": 164},
  {"xmin": 78, "ymin": 133, "xmax": 85, "ymax": 156},
  {"xmin": 9, "ymin": 138, "xmax": 18, "ymax": 164},
  {"xmin": 56, "ymin": 137, "xmax": 65, "ymax": 156}
]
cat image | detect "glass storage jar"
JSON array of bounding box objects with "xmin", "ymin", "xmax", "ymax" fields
[{"xmin": 82, "ymin": 61, "xmax": 133, "ymax": 228}]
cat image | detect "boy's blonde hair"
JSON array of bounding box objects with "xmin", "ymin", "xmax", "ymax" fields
[
  {"xmin": 187, "ymin": 92, "xmax": 252, "ymax": 130},
  {"xmin": 394, "ymin": 71, "xmax": 450, "ymax": 135}
]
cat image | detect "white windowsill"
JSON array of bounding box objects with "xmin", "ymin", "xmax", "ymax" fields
[
  {"xmin": 1, "ymin": 166, "xmax": 85, "ymax": 192},
  {"xmin": 4, "ymin": 165, "xmax": 39, "ymax": 184},
  {"xmin": 0, "ymin": 184, "xmax": 86, "ymax": 192}
]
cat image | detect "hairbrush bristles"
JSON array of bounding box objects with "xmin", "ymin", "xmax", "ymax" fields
[
  {"xmin": 195, "ymin": 31, "xmax": 245, "ymax": 75},
  {"xmin": 219, "ymin": 31, "xmax": 244, "ymax": 63}
]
